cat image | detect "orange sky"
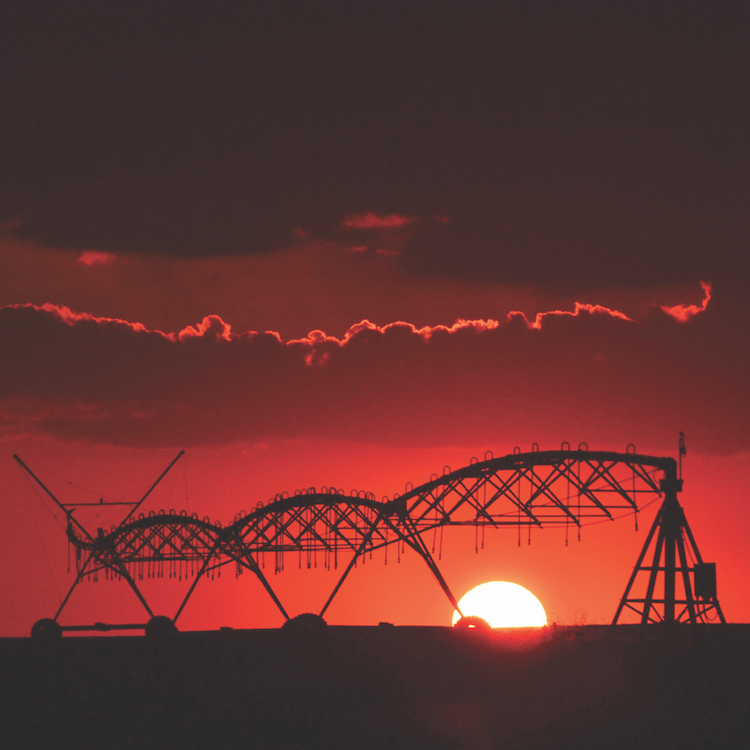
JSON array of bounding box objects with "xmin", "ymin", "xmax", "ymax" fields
[
  {"xmin": 1, "ymin": 259, "xmax": 747, "ymax": 635},
  {"xmin": 1, "ymin": 4, "xmax": 749, "ymax": 636},
  {"xmin": 3, "ymin": 436, "xmax": 749, "ymax": 636}
]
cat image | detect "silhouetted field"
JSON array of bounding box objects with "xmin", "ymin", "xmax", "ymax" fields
[{"xmin": 2, "ymin": 624, "xmax": 748, "ymax": 749}]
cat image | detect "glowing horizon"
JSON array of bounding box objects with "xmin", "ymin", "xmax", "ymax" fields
[{"xmin": 452, "ymin": 582, "xmax": 548, "ymax": 628}]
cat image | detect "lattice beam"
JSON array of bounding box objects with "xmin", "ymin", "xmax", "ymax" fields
[{"xmin": 17, "ymin": 447, "xmax": 725, "ymax": 633}]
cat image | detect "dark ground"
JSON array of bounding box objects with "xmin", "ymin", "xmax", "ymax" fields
[{"xmin": 2, "ymin": 623, "xmax": 749, "ymax": 750}]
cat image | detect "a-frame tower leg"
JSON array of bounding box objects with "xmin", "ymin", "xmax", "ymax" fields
[{"xmin": 613, "ymin": 475, "xmax": 725, "ymax": 625}]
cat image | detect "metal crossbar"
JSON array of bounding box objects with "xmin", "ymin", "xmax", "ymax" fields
[{"xmin": 16, "ymin": 448, "xmax": 724, "ymax": 631}]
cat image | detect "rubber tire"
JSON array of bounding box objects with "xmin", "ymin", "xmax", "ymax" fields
[
  {"xmin": 454, "ymin": 615, "xmax": 492, "ymax": 632},
  {"xmin": 30, "ymin": 618, "xmax": 63, "ymax": 639},
  {"xmin": 281, "ymin": 613, "xmax": 328, "ymax": 631},
  {"xmin": 145, "ymin": 615, "xmax": 178, "ymax": 639}
]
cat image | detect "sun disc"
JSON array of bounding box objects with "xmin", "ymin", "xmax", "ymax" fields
[{"xmin": 452, "ymin": 581, "xmax": 547, "ymax": 628}]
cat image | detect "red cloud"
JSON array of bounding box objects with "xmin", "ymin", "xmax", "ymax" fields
[
  {"xmin": 508, "ymin": 302, "xmax": 633, "ymax": 330},
  {"xmin": 78, "ymin": 250, "xmax": 116, "ymax": 266},
  {"xmin": 661, "ymin": 281, "xmax": 712, "ymax": 322},
  {"xmin": 290, "ymin": 317, "xmax": 501, "ymax": 349},
  {"xmin": 342, "ymin": 213, "xmax": 417, "ymax": 229},
  {"xmin": 178, "ymin": 315, "xmax": 234, "ymax": 342},
  {"xmin": 0, "ymin": 288, "xmax": 744, "ymax": 455},
  {"xmin": 34, "ymin": 303, "xmax": 152, "ymax": 333}
]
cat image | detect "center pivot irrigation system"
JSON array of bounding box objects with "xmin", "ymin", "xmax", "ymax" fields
[{"xmin": 16, "ymin": 441, "xmax": 725, "ymax": 636}]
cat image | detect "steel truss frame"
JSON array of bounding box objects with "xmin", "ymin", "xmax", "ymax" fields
[
  {"xmin": 612, "ymin": 477, "xmax": 726, "ymax": 624},
  {"xmin": 15, "ymin": 447, "xmax": 724, "ymax": 631}
]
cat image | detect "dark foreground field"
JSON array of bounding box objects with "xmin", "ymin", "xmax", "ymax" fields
[{"xmin": 2, "ymin": 623, "xmax": 749, "ymax": 750}]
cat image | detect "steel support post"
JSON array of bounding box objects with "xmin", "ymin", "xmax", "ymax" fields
[
  {"xmin": 53, "ymin": 551, "xmax": 95, "ymax": 621},
  {"xmin": 614, "ymin": 473, "xmax": 725, "ymax": 625},
  {"xmin": 612, "ymin": 503, "xmax": 662, "ymax": 625},
  {"xmin": 402, "ymin": 520, "xmax": 463, "ymax": 617},
  {"xmin": 172, "ymin": 537, "xmax": 225, "ymax": 624},
  {"xmin": 319, "ymin": 517, "xmax": 383, "ymax": 618},
  {"xmin": 232, "ymin": 551, "xmax": 291, "ymax": 621},
  {"xmin": 662, "ymin": 490, "xmax": 679, "ymax": 625}
]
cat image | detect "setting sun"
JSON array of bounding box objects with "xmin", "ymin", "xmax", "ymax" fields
[{"xmin": 452, "ymin": 581, "xmax": 547, "ymax": 628}]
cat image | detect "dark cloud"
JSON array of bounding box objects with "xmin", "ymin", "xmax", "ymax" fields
[
  {"xmin": 1, "ymin": 3, "xmax": 748, "ymax": 289},
  {"xmin": 400, "ymin": 197, "xmax": 750, "ymax": 289},
  {"xmin": 1, "ymin": 289, "xmax": 745, "ymax": 454}
]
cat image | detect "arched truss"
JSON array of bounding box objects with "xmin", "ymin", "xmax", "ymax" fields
[
  {"xmin": 15, "ymin": 446, "xmax": 724, "ymax": 630},
  {"xmin": 398, "ymin": 448, "xmax": 671, "ymax": 531}
]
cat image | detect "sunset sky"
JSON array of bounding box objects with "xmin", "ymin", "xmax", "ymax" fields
[{"xmin": 1, "ymin": 2, "xmax": 749, "ymax": 636}]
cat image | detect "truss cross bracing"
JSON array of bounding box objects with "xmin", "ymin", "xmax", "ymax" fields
[{"xmin": 15, "ymin": 446, "xmax": 725, "ymax": 633}]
